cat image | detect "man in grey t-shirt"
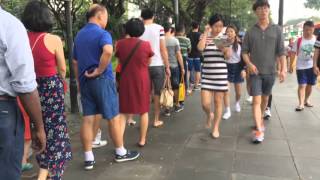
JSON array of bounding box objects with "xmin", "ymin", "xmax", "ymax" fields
[{"xmin": 242, "ymin": 0, "xmax": 286, "ymax": 143}]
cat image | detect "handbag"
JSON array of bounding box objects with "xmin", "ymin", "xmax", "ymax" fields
[
  {"xmin": 160, "ymin": 76, "xmax": 174, "ymax": 108},
  {"xmin": 116, "ymin": 40, "xmax": 142, "ymax": 90},
  {"xmin": 178, "ymin": 76, "xmax": 185, "ymax": 102}
]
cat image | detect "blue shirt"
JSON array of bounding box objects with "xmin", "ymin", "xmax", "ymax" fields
[
  {"xmin": 73, "ymin": 23, "xmax": 114, "ymax": 85},
  {"xmin": 0, "ymin": 6, "xmax": 37, "ymax": 96}
]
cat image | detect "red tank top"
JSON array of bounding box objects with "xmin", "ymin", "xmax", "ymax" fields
[{"xmin": 28, "ymin": 32, "xmax": 57, "ymax": 77}]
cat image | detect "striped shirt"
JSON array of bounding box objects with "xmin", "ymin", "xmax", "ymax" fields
[
  {"xmin": 201, "ymin": 36, "xmax": 228, "ymax": 92},
  {"xmin": 176, "ymin": 36, "xmax": 191, "ymax": 57}
]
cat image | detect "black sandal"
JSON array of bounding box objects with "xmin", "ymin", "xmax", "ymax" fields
[{"xmin": 295, "ymin": 106, "xmax": 304, "ymax": 111}]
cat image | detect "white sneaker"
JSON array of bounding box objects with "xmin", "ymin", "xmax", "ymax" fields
[
  {"xmin": 246, "ymin": 96, "xmax": 253, "ymax": 104},
  {"xmin": 222, "ymin": 110, "xmax": 231, "ymax": 120},
  {"xmin": 264, "ymin": 107, "xmax": 272, "ymax": 119},
  {"xmin": 94, "ymin": 129, "xmax": 102, "ymax": 142},
  {"xmin": 235, "ymin": 102, "xmax": 241, "ymax": 112},
  {"xmin": 92, "ymin": 140, "xmax": 108, "ymax": 149}
]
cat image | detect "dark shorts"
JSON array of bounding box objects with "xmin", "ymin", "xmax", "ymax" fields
[
  {"xmin": 296, "ymin": 68, "xmax": 317, "ymax": 85},
  {"xmin": 227, "ymin": 63, "xmax": 244, "ymax": 83},
  {"xmin": 249, "ymin": 74, "xmax": 275, "ymax": 96},
  {"xmin": 170, "ymin": 67, "xmax": 180, "ymax": 90},
  {"xmin": 80, "ymin": 76, "xmax": 119, "ymax": 120},
  {"xmin": 0, "ymin": 99, "xmax": 24, "ymax": 180},
  {"xmin": 149, "ymin": 66, "xmax": 165, "ymax": 96},
  {"xmin": 188, "ymin": 57, "xmax": 201, "ymax": 72}
]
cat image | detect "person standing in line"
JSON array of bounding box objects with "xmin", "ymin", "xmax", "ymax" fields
[
  {"xmin": 73, "ymin": 4, "xmax": 140, "ymax": 170},
  {"xmin": 242, "ymin": 0, "xmax": 286, "ymax": 143},
  {"xmin": 223, "ymin": 25, "xmax": 245, "ymax": 120},
  {"xmin": 188, "ymin": 22, "xmax": 202, "ymax": 93},
  {"xmin": 17, "ymin": 98, "xmax": 34, "ymax": 172},
  {"xmin": 140, "ymin": 8, "xmax": 171, "ymax": 128},
  {"xmin": 22, "ymin": 1, "xmax": 72, "ymax": 179},
  {"xmin": 115, "ymin": 18, "xmax": 154, "ymax": 147},
  {"xmin": 290, "ymin": 21, "xmax": 316, "ymax": 111},
  {"xmin": 164, "ymin": 23, "xmax": 185, "ymax": 116},
  {"xmin": 175, "ymin": 24, "xmax": 191, "ymax": 107},
  {"xmin": 198, "ymin": 14, "xmax": 232, "ymax": 138},
  {"xmin": 0, "ymin": 5, "xmax": 46, "ymax": 180}
]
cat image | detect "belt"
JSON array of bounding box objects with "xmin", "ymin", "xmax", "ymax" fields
[{"xmin": 0, "ymin": 95, "xmax": 15, "ymax": 101}]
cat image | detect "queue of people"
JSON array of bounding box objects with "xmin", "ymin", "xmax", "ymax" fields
[{"xmin": 2, "ymin": 0, "xmax": 320, "ymax": 180}]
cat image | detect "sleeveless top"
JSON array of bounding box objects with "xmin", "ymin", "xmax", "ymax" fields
[
  {"xmin": 28, "ymin": 32, "xmax": 57, "ymax": 77},
  {"xmin": 201, "ymin": 36, "xmax": 228, "ymax": 92}
]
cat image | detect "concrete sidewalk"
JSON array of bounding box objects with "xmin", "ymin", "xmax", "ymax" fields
[{"xmin": 23, "ymin": 74, "xmax": 320, "ymax": 180}]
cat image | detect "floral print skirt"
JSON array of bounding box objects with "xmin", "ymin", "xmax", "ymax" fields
[{"xmin": 36, "ymin": 75, "xmax": 72, "ymax": 180}]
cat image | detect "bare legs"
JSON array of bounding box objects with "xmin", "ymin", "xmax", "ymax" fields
[
  {"xmin": 201, "ymin": 90, "xmax": 214, "ymax": 128},
  {"xmin": 119, "ymin": 113, "xmax": 149, "ymax": 146}
]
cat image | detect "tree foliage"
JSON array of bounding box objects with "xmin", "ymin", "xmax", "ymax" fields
[{"xmin": 305, "ymin": 0, "xmax": 320, "ymax": 10}]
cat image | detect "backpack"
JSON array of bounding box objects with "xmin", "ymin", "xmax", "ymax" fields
[{"xmin": 297, "ymin": 37, "xmax": 302, "ymax": 56}]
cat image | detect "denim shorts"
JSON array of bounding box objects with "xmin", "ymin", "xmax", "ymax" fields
[
  {"xmin": 296, "ymin": 68, "xmax": 317, "ymax": 85},
  {"xmin": 227, "ymin": 63, "xmax": 244, "ymax": 83},
  {"xmin": 170, "ymin": 66, "xmax": 180, "ymax": 90},
  {"xmin": 188, "ymin": 57, "xmax": 201, "ymax": 72},
  {"xmin": 80, "ymin": 76, "xmax": 119, "ymax": 120},
  {"xmin": 249, "ymin": 74, "xmax": 275, "ymax": 96},
  {"xmin": 0, "ymin": 99, "xmax": 24, "ymax": 180},
  {"xmin": 149, "ymin": 66, "xmax": 165, "ymax": 96}
]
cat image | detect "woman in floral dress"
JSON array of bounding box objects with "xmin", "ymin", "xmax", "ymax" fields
[{"xmin": 22, "ymin": 1, "xmax": 72, "ymax": 179}]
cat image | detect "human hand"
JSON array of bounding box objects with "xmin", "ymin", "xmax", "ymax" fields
[
  {"xmin": 204, "ymin": 25, "xmax": 211, "ymax": 34},
  {"xmin": 165, "ymin": 67, "xmax": 171, "ymax": 77},
  {"xmin": 248, "ymin": 63, "xmax": 259, "ymax": 75},
  {"xmin": 32, "ymin": 128, "xmax": 46, "ymax": 154},
  {"xmin": 314, "ymin": 66, "xmax": 320, "ymax": 76},
  {"xmin": 279, "ymin": 71, "xmax": 286, "ymax": 83},
  {"xmin": 84, "ymin": 68, "xmax": 102, "ymax": 78}
]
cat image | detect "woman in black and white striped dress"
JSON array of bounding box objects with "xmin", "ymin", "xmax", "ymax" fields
[{"xmin": 198, "ymin": 14, "xmax": 231, "ymax": 139}]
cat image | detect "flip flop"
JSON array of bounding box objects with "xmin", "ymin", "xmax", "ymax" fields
[
  {"xmin": 137, "ymin": 142, "xmax": 147, "ymax": 148},
  {"xmin": 22, "ymin": 163, "xmax": 33, "ymax": 172},
  {"xmin": 295, "ymin": 106, "xmax": 304, "ymax": 112},
  {"xmin": 209, "ymin": 133, "xmax": 220, "ymax": 139},
  {"xmin": 153, "ymin": 121, "xmax": 164, "ymax": 128},
  {"xmin": 304, "ymin": 102, "xmax": 313, "ymax": 107}
]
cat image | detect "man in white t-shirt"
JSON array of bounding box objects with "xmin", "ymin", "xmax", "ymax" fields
[
  {"xmin": 140, "ymin": 9, "xmax": 170, "ymax": 127},
  {"xmin": 291, "ymin": 21, "xmax": 316, "ymax": 111}
]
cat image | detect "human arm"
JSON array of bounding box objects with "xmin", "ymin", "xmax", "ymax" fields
[
  {"xmin": 176, "ymin": 51, "xmax": 185, "ymax": 76},
  {"xmin": 313, "ymin": 36, "xmax": 320, "ymax": 75},
  {"xmin": 241, "ymin": 32, "xmax": 258, "ymax": 75},
  {"xmin": 54, "ymin": 35, "xmax": 66, "ymax": 79},
  {"xmin": 19, "ymin": 91, "xmax": 46, "ymax": 153},
  {"xmin": 85, "ymin": 32, "xmax": 113, "ymax": 78},
  {"xmin": 197, "ymin": 25, "xmax": 211, "ymax": 52},
  {"xmin": 160, "ymin": 38, "xmax": 171, "ymax": 77},
  {"xmin": 276, "ymin": 27, "xmax": 287, "ymax": 83},
  {"xmin": 313, "ymin": 49, "xmax": 320, "ymax": 75},
  {"xmin": 4, "ymin": 19, "xmax": 46, "ymax": 153}
]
